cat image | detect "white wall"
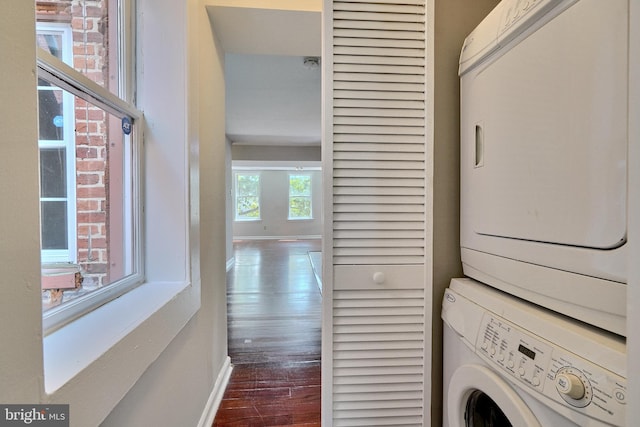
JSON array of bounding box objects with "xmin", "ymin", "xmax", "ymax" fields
[
  {"xmin": 232, "ymin": 144, "xmax": 321, "ymax": 162},
  {"xmin": 101, "ymin": 1, "xmax": 230, "ymax": 425},
  {"xmin": 430, "ymin": 0, "xmax": 501, "ymax": 424},
  {"xmin": 232, "ymin": 168, "xmax": 323, "ymax": 239},
  {"xmin": 0, "ymin": 0, "xmax": 45, "ymax": 404},
  {"xmin": 0, "ymin": 0, "xmax": 229, "ymax": 426}
]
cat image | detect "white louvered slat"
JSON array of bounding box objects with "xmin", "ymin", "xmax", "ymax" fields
[
  {"xmin": 333, "ymin": 28, "xmax": 425, "ymax": 40},
  {"xmin": 335, "ymin": 0, "xmax": 424, "ymax": 5},
  {"xmin": 334, "ymin": 45, "xmax": 424, "ymax": 58},
  {"xmin": 334, "ymin": 2, "xmax": 423, "ymax": 13},
  {"xmin": 334, "ymin": 19, "xmax": 424, "ymax": 32},
  {"xmin": 334, "ymin": 53, "xmax": 424, "ymax": 65},
  {"xmin": 332, "ymin": 286, "xmax": 426, "ymax": 425},
  {"xmin": 329, "ymin": 0, "xmax": 427, "ymax": 423}
]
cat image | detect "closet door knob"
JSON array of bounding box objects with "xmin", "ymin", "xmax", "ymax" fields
[{"xmin": 373, "ymin": 272, "xmax": 385, "ymax": 284}]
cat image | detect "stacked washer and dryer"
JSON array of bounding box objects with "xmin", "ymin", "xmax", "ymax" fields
[{"xmin": 443, "ymin": 0, "xmax": 629, "ymax": 425}]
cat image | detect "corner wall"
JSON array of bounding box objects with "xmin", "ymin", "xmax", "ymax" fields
[
  {"xmin": 431, "ymin": 0, "xmax": 500, "ymax": 425},
  {"xmin": 101, "ymin": 1, "xmax": 229, "ymax": 425}
]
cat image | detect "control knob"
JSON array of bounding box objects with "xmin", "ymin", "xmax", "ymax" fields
[{"xmin": 556, "ymin": 372, "xmax": 585, "ymax": 400}]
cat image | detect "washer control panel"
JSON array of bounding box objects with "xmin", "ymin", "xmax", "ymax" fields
[
  {"xmin": 477, "ymin": 314, "xmax": 552, "ymax": 392},
  {"xmin": 476, "ymin": 313, "xmax": 626, "ymax": 426}
]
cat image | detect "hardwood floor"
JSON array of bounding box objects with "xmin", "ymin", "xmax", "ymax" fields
[{"xmin": 212, "ymin": 239, "xmax": 322, "ymax": 427}]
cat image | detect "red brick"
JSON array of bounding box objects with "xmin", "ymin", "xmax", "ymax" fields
[
  {"xmin": 76, "ymin": 160, "xmax": 105, "ymax": 171},
  {"xmin": 77, "ymin": 224, "xmax": 99, "ymax": 236},
  {"xmin": 77, "ymin": 211, "xmax": 106, "ymax": 223},
  {"xmin": 77, "ymin": 238, "xmax": 107, "ymax": 250},
  {"xmin": 74, "ymin": 57, "xmax": 97, "ymax": 71},
  {"xmin": 76, "ymin": 147, "xmax": 98, "ymax": 158},
  {"xmin": 77, "ymin": 249, "xmax": 103, "ymax": 261},
  {"xmin": 76, "ymin": 187, "xmax": 106, "ymax": 199},
  {"xmin": 77, "ymin": 173, "xmax": 101, "ymax": 185},
  {"xmin": 77, "ymin": 200, "xmax": 101, "ymax": 213},
  {"xmin": 74, "ymin": 45, "xmax": 95, "ymax": 56}
]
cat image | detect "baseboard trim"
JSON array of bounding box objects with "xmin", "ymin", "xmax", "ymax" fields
[{"xmin": 197, "ymin": 356, "xmax": 233, "ymax": 427}]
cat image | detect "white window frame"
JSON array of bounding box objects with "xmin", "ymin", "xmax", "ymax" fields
[
  {"xmin": 37, "ymin": 23, "xmax": 77, "ymax": 264},
  {"xmin": 37, "ymin": 15, "xmax": 144, "ymax": 334},
  {"xmin": 234, "ymin": 172, "xmax": 262, "ymax": 221},
  {"xmin": 288, "ymin": 173, "xmax": 313, "ymax": 220}
]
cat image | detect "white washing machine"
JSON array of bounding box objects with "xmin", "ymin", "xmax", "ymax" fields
[
  {"xmin": 459, "ymin": 0, "xmax": 630, "ymax": 335},
  {"xmin": 442, "ymin": 278, "xmax": 626, "ymax": 427}
]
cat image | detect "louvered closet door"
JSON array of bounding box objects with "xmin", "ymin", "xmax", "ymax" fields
[{"xmin": 326, "ymin": 0, "xmax": 427, "ymax": 425}]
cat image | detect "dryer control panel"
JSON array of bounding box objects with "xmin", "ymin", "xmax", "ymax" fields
[{"xmin": 476, "ymin": 313, "xmax": 626, "ymax": 426}]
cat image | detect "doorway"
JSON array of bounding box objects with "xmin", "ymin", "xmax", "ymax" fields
[
  {"xmin": 213, "ymin": 239, "xmax": 322, "ymax": 424},
  {"xmin": 206, "ymin": 3, "xmax": 324, "ymax": 426}
]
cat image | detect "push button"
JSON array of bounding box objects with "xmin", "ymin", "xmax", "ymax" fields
[{"xmin": 614, "ymin": 388, "xmax": 626, "ymax": 404}]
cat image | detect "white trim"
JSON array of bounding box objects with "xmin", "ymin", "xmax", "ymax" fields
[
  {"xmin": 233, "ymin": 160, "xmax": 322, "ymax": 171},
  {"xmin": 197, "ymin": 357, "xmax": 233, "ymax": 427},
  {"xmin": 233, "ymin": 235, "xmax": 322, "ymax": 241},
  {"xmin": 43, "ymin": 280, "xmax": 193, "ymax": 393},
  {"xmin": 423, "ymin": 1, "xmax": 434, "ymax": 424},
  {"xmin": 37, "ymin": 49, "xmax": 142, "ymax": 122},
  {"xmin": 627, "ymin": 0, "xmax": 640, "ymax": 424},
  {"xmin": 321, "ymin": 1, "xmax": 335, "ymax": 425}
]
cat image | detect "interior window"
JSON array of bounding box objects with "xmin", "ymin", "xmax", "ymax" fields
[
  {"xmin": 288, "ymin": 174, "xmax": 312, "ymax": 219},
  {"xmin": 235, "ymin": 173, "xmax": 261, "ymax": 220}
]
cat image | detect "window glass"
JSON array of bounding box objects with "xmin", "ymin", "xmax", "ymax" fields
[
  {"xmin": 38, "ymin": 79, "xmax": 65, "ymax": 140},
  {"xmin": 36, "ymin": 1, "xmax": 121, "ymax": 96},
  {"xmin": 235, "ymin": 173, "xmax": 261, "ymax": 220},
  {"xmin": 289, "ymin": 174, "xmax": 312, "ymax": 219},
  {"xmin": 39, "ymin": 84, "xmax": 138, "ymax": 313},
  {"xmin": 36, "ymin": 2, "xmax": 142, "ymax": 329}
]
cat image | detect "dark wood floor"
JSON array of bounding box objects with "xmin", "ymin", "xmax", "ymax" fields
[{"xmin": 212, "ymin": 239, "xmax": 322, "ymax": 427}]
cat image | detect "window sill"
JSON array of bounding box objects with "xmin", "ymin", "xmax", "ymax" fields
[{"xmin": 43, "ymin": 279, "xmax": 198, "ymax": 395}]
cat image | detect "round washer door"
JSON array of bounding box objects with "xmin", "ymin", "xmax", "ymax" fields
[{"xmin": 448, "ymin": 364, "xmax": 542, "ymax": 427}]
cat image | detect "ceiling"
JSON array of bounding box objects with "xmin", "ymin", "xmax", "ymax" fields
[{"xmin": 206, "ymin": 2, "xmax": 322, "ymax": 146}]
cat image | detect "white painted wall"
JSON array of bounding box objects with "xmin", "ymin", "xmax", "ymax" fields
[
  {"xmin": 430, "ymin": 1, "xmax": 501, "ymax": 424},
  {"xmin": 0, "ymin": 0, "xmax": 45, "ymax": 405},
  {"xmin": 232, "ymin": 169, "xmax": 323, "ymax": 239},
  {"xmin": 0, "ymin": 1, "xmax": 230, "ymax": 426},
  {"xmin": 102, "ymin": 1, "xmax": 230, "ymax": 425}
]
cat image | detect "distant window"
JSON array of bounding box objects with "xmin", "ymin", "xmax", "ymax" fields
[
  {"xmin": 235, "ymin": 173, "xmax": 261, "ymax": 220},
  {"xmin": 289, "ymin": 174, "xmax": 312, "ymax": 220}
]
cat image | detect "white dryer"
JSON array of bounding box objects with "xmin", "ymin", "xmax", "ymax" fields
[
  {"xmin": 443, "ymin": 278, "xmax": 626, "ymax": 427},
  {"xmin": 459, "ymin": 0, "xmax": 630, "ymax": 335}
]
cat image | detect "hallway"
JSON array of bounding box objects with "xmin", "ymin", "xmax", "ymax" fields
[{"xmin": 213, "ymin": 239, "xmax": 322, "ymax": 426}]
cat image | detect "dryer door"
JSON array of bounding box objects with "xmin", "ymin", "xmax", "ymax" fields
[{"xmin": 448, "ymin": 364, "xmax": 541, "ymax": 427}]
